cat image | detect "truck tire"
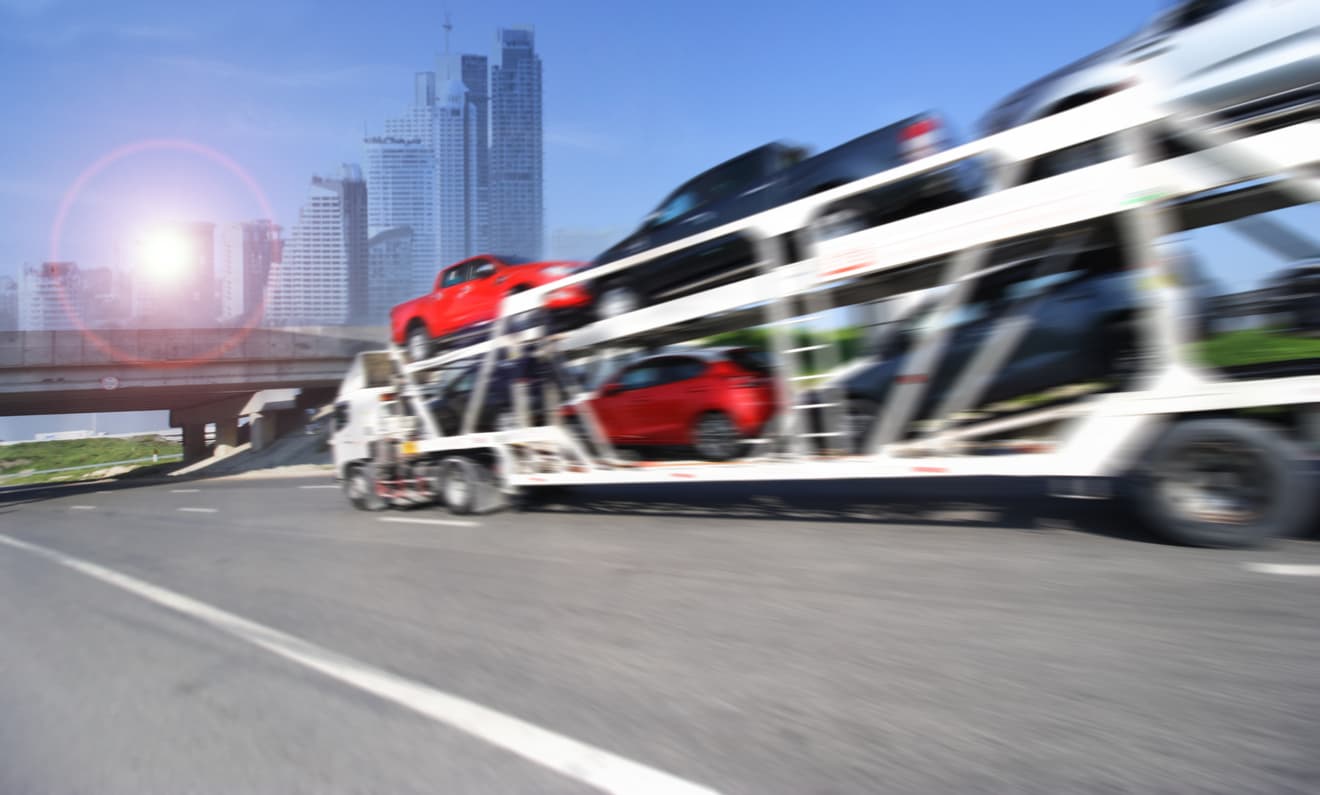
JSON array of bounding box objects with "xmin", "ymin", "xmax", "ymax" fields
[
  {"xmin": 345, "ymin": 464, "xmax": 386, "ymax": 511},
  {"xmin": 1128, "ymin": 418, "xmax": 1311, "ymax": 548},
  {"xmin": 441, "ymin": 457, "xmax": 480, "ymax": 515}
]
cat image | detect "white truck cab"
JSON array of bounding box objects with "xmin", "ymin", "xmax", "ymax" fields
[{"xmin": 330, "ymin": 350, "xmax": 410, "ymax": 481}]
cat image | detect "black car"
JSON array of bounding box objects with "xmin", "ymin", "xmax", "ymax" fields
[
  {"xmin": 1264, "ymin": 261, "xmax": 1320, "ymax": 331},
  {"xmin": 979, "ymin": 0, "xmax": 1319, "ymax": 182},
  {"xmin": 582, "ymin": 113, "xmax": 984, "ymax": 321},
  {"xmin": 813, "ymin": 245, "xmax": 1196, "ymax": 449},
  {"xmin": 427, "ymin": 354, "xmax": 566, "ymax": 435}
]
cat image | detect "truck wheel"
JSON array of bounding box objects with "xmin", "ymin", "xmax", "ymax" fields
[
  {"xmin": 345, "ymin": 464, "xmax": 386, "ymax": 511},
  {"xmin": 441, "ymin": 457, "xmax": 480, "ymax": 515},
  {"xmin": 1128, "ymin": 418, "xmax": 1311, "ymax": 548},
  {"xmin": 406, "ymin": 324, "xmax": 434, "ymax": 362}
]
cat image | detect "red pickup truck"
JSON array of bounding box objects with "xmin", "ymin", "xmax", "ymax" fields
[{"xmin": 390, "ymin": 254, "xmax": 591, "ymax": 360}]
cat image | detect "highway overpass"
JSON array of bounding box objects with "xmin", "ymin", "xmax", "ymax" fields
[{"xmin": 0, "ymin": 326, "xmax": 388, "ymax": 459}]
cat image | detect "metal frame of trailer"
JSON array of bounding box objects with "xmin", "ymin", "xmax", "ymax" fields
[{"xmin": 339, "ymin": 77, "xmax": 1320, "ymax": 545}]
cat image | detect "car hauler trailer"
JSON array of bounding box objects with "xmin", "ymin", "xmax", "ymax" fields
[{"xmin": 331, "ymin": 80, "xmax": 1320, "ymax": 548}]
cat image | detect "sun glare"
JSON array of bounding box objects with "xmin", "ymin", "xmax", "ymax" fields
[{"xmin": 139, "ymin": 228, "xmax": 191, "ymax": 283}]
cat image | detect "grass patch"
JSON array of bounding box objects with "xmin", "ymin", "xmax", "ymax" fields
[
  {"xmin": 0, "ymin": 435, "xmax": 182, "ymax": 482},
  {"xmin": 1193, "ymin": 329, "xmax": 1320, "ymax": 369}
]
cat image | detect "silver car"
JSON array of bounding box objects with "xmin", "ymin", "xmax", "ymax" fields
[{"xmin": 980, "ymin": 0, "xmax": 1319, "ymax": 135}]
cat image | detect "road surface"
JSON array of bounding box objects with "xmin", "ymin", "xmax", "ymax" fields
[{"xmin": 2, "ymin": 473, "xmax": 1318, "ymax": 794}]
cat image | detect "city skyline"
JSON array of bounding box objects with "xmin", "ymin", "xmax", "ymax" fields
[{"xmin": 11, "ymin": 19, "xmax": 546, "ymax": 331}]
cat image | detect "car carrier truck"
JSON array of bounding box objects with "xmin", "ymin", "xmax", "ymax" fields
[{"xmin": 330, "ymin": 79, "xmax": 1320, "ymax": 548}]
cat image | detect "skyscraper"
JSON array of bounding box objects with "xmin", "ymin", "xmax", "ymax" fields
[
  {"xmin": 80, "ymin": 266, "xmax": 133, "ymax": 328},
  {"xmin": 367, "ymin": 226, "xmax": 414, "ymax": 320},
  {"xmin": 439, "ymin": 53, "xmax": 490, "ymax": 254},
  {"xmin": 384, "ymin": 73, "xmax": 438, "ymax": 143},
  {"xmin": 219, "ymin": 219, "xmax": 281, "ymax": 325},
  {"xmin": 264, "ymin": 166, "xmax": 368, "ymax": 326},
  {"xmin": 19, "ymin": 261, "xmax": 82, "ymax": 330},
  {"xmin": 0, "ymin": 276, "xmax": 18, "ymax": 331},
  {"xmin": 364, "ymin": 136, "xmax": 435, "ymax": 294},
  {"xmin": 490, "ymin": 26, "xmax": 543, "ymax": 259},
  {"xmin": 434, "ymin": 77, "xmax": 478, "ymax": 267},
  {"xmin": 376, "ymin": 64, "xmax": 483, "ymax": 293}
]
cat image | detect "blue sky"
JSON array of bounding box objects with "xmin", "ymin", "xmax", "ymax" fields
[{"xmin": 0, "ymin": 0, "xmax": 1170, "ymax": 276}]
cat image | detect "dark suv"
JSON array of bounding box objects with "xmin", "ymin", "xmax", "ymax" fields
[
  {"xmin": 582, "ymin": 114, "xmax": 982, "ymax": 321},
  {"xmin": 815, "ymin": 245, "xmax": 1212, "ymax": 448},
  {"xmin": 427, "ymin": 355, "xmax": 561, "ymax": 435}
]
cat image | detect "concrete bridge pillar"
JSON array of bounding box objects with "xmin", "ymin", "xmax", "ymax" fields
[
  {"xmin": 250, "ymin": 413, "xmax": 277, "ymax": 451},
  {"xmin": 181, "ymin": 423, "xmax": 207, "ymax": 463},
  {"xmin": 214, "ymin": 416, "xmax": 241, "ymax": 454}
]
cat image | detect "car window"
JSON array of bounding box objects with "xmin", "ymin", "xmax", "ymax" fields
[
  {"xmin": 945, "ymin": 301, "xmax": 991, "ymax": 329},
  {"xmin": 650, "ymin": 149, "xmax": 767, "ymax": 225},
  {"xmin": 724, "ymin": 348, "xmax": 771, "ymax": 374},
  {"xmin": 470, "ymin": 258, "xmax": 498, "ymax": 280},
  {"xmin": 664, "ymin": 357, "xmax": 707, "ymax": 383},
  {"xmin": 617, "ymin": 364, "xmax": 664, "ymax": 391},
  {"xmin": 692, "ymin": 151, "xmax": 765, "ymax": 205},
  {"xmin": 449, "ymin": 369, "xmax": 476, "ymax": 396},
  {"xmin": 652, "ymin": 189, "xmax": 699, "ymax": 226},
  {"xmin": 1004, "ymin": 270, "xmax": 1083, "ymax": 302},
  {"xmin": 440, "ymin": 263, "xmax": 470, "ymax": 288}
]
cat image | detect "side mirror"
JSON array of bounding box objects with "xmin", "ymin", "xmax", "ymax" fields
[{"xmin": 602, "ymin": 383, "xmax": 624, "ymax": 396}]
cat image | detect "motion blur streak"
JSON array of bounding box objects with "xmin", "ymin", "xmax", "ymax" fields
[{"xmin": 0, "ymin": 533, "xmax": 722, "ymax": 795}]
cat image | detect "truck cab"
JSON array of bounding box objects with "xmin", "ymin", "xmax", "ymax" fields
[{"xmin": 330, "ymin": 350, "xmax": 407, "ymax": 482}]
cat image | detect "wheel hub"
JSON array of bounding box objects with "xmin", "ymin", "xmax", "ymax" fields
[{"xmin": 1161, "ymin": 441, "xmax": 1268, "ymax": 524}]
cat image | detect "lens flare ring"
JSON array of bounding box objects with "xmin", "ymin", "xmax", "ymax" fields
[{"xmin": 48, "ymin": 138, "xmax": 277, "ymax": 369}]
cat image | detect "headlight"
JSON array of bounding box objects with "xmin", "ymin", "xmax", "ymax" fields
[{"xmin": 543, "ymin": 265, "xmax": 575, "ymax": 279}]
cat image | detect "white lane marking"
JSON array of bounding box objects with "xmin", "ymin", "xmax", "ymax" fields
[
  {"xmin": 0, "ymin": 533, "xmax": 720, "ymax": 795},
  {"xmin": 69, "ymin": 505, "xmax": 97, "ymax": 511},
  {"xmin": 298, "ymin": 484, "xmax": 339, "ymax": 490},
  {"xmin": 170, "ymin": 488, "xmax": 201, "ymax": 493},
  {"xmin": 177, "ymin": 507, "xmax": 218, "ymax": 514},
  {"xmin": 1244, "ymin": 563, "xmax": 1320, "ymax": 577},
  {"xmin": 380, "ymin": 516, "xmax": 480, "ymax": 528}
]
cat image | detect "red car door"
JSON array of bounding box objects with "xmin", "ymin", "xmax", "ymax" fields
[
  {"xmin": 590, "ymin": 361, "xmax": 666, "ymax": 442},
  {"xmin": 642, "ymin": 356, "xmax": 709, "ymax": 444},
  {"xmin": 430, "ymin": 261, "xmax": 470, "ymax": 337},
  {"xmin": 461, "ymin": 257, "xmax": 502, "ymax": 327}
]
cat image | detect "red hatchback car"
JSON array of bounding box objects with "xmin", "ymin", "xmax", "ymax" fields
[
  {"xmin": 570, "ymin": 348, "xmax": 778, "ymax": 460},
  {"xmin": 390, "ymin": 254, "xmax": 591, "ymax": 360}
]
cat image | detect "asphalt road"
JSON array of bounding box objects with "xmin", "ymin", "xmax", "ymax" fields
[{"xmin": 2, "ymin": 472, "xmax": 1319, "ymax": 794}]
